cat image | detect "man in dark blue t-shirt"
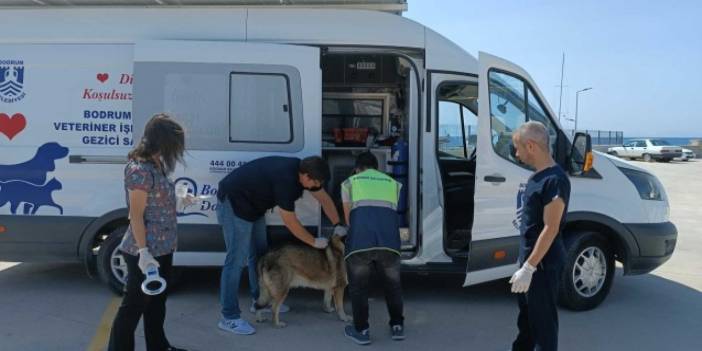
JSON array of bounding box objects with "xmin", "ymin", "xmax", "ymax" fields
[
  {"xmin": 510, "ymin": 121, "xmax": 571, "ymax": 351},
  {"xmin": 215, "ymin": 156, "xmax": 345, "ymax": 335}
]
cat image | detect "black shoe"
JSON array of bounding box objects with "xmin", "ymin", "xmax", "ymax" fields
[
  {"xmin": 345, "ymin": 325, "xmax": 371, "ymax": 345},
  {"xmin": 390, "ymin": 325, "xmax": 405, "ymax": 340}
]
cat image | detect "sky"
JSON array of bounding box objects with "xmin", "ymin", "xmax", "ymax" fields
[{"xmin": 404, "ymin": 0, "xmax": 702, "ymax": 137}]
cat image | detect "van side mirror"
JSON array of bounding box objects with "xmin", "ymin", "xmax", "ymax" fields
[{"xmin": 569, "ymin": 132, "xmax": 593, "ymax": 175}]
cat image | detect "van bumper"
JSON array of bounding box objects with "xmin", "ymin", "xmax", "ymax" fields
[
  {"xmin": 652, "ymin": 153, "xmax": 682, "ymax": 160},
  {"xmin": 625, "ymin": 221, "xmax": 677, "ymax": 275}
]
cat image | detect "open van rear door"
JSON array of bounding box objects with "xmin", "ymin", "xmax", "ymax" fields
[
  {"xmin": 132, "ymin": 41, "xmax": 321, "ymax": 264},
  {"xmin": 465, "ymin": 52, "xmax": 561, "ymax": 286}
]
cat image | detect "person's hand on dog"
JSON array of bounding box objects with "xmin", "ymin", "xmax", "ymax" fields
[
  {"xmin": 313, "ymin": 237, "xmax": 329, "ymax": 249},
  {"xmin": 333, "ymin": 224, "xmax": 348, "ymax": 237}
]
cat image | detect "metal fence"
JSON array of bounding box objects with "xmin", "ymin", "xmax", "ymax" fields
[{"xmin": 565, "ymin": 129, "xmax": 624, "ymax": 146}]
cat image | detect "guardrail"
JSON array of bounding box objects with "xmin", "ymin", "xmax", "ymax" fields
[{"xmin": 566, "ymin": 129, "xmax": 624, "ymax": 146}]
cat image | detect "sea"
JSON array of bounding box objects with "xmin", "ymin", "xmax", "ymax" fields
[{"xmin": 439, "ymin": 135, "xmax": 701, "ymax": 148}]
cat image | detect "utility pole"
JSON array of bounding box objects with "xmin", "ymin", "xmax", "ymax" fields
[
  {"xmin": 575, "ymin": 87, "xmax": 593, "ymax": 134},
  {"xmin": 557, "ymin": 52, "xmax": 565, "ymax": 123}
]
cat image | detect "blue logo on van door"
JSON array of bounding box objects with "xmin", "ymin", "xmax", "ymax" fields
[
  {"xmin": 0, "ymin": 142, "xmax": 68, "ymax": 215},
  {"xmin": 0, "ymin": 60, "xmax": 27, "ymax": 103},
  {"xmin": 174, "ymin": 177, "xmax": 218, "ymax": 217}
]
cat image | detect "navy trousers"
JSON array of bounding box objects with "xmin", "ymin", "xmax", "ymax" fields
[{"xmin": 512, "ymin": 267, "xmax": 561, "ymax": 351}]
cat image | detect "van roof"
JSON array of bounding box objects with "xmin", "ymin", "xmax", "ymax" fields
[
  {"xmin": 0, "ymin": 7, "xmax": 478, "ymax": 73},
  {"xmin": 0, "ymin": 0, "xmax": 407, "ymax": 14}
]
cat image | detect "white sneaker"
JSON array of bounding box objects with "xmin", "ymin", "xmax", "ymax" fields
[
  {"xmin": 218, "ymin": 318, "xmax": 256, "ymax": 335},
  {"xmin": 250, "ymin": 299, "xmax": 290, "ymax": 314}
]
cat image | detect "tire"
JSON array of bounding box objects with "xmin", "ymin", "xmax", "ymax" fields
[
  {"xmin": 96, "ymin": 225, "xmax": 183, "ymax": 295},
  {"xmin": 97, "ymin": 225, "xmax": 129, "ymax": 295},
  {"xmin": 660, "ymin": 158, "xmax": 671, "ymax": 163},
  {"xmin": 642, "ymin": 153, "xmax": 653, "ymax": 162},
  {"xmin": 610, "ymin": 151, "xmax": 619, "ymax": 157},
  {"xmin": 559, "ymin": 231, "xmax": 615, "ymax": 311}
]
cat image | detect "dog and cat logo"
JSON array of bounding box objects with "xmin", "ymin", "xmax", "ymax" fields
[
  {"xmin": 0, "ymin": 59, "xmax": 26, "ymax": 103},
  {"xmin": 174, "ymin": 177, "xmax": 210, "ymax": 218},
  {"xmin": 0, "ymin": 142, "xmax": 68, "ymax": 215}
]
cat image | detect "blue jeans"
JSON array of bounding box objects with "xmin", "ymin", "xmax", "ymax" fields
[{"xmin": 217, "ymin": 198, "xmax": 268, "ymax": 320}]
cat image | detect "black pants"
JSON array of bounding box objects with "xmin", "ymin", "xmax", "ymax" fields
[
  {"xmin": 512, "ymin": 267, "xmax": 560, "ymax": 351},
  {"xmin": 346, "ymin": 250, "xmax": 404, "ymax": 332},
  {"xmin": 108, "ymin": 252, "xmax": 172, "ymax": 351}
]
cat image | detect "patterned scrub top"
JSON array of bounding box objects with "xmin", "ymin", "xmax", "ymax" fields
[{"xmin": 119, "ymin": 159, "xmax": 178, "ymax": 257}]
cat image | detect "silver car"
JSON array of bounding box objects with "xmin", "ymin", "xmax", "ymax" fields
[{"xmin": 608, "ymin": 139, "xmax": 683, "ymax": 162}]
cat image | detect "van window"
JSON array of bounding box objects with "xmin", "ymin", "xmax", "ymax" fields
[
  {"xmin": 527, "ymin": 89, "xmax": 557, "ymax": 157},
  {"xmin": 437, "ymin": 82, "xmax": 479, "ymax": 159},
  {"xmin": 438, "ymin": 101, "xmax": 467, "ymax": 158},
  {"xmin": 488, "ymin": 71, "xmax": 526, "ymax": 163},
  {"xmin": 463, "ymin": 106, "xmax": 478, "ymax": 156},
  {"xmin": 138, "ymin": 62, "xmax": 304, "ymax": 152},
  {"xmin": 229, "ymin": 73, "xmax": 292, "ymax": 143},
  {"xmin": 488, "ymin": 70, "xmax": 559, "ymax": 164}
]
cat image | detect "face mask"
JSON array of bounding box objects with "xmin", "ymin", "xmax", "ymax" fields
[{"xmin": 307, "ymin": 185, "xmax": 323, "ymax": 192}]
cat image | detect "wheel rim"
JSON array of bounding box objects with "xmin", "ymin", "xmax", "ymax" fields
[
  {"xmin": 644, "ymin": 154, "xmax": 651, "ymax": 162},
  {"xmin": 110, "ymin": 246, "xmax": 128, "ymax": 285},
  {"xmin": 572, "ymin": 246, "xmax": 607, "ymax": 298}
]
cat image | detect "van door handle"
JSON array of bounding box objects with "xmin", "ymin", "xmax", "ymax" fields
[{"xmin": 484, "ymin": 175, "xmax": 506, "ymax": 183}]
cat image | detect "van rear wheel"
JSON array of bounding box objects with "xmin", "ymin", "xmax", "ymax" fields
[
  {"xmin": 97, "ymin": 226, "xmax": 128, "ymax": 295},
  {"xmin": 559, "ymin": 231, "xmax": 615, "ymax": 311}
]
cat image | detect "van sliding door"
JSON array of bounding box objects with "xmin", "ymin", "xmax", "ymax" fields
[{"xmin": 132, "ymin": 40, "xmax": 321, "ymax": 265}]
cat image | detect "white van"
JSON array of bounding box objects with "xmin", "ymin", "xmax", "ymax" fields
[{"xmin": 0, "ymin": 5, "xmax": 677, "ymax": 311}]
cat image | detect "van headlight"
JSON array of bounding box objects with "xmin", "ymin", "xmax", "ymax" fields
[{"xmin": 618, "ymin": 167, "xmax": 663, "ymax": 201}]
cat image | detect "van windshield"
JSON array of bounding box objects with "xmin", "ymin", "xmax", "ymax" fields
[{"xmin": 650, "ymin": 139, "xmax": 671, "ymax": 146}]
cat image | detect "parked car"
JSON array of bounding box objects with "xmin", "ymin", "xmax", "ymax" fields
[
  {"xmin": 608, "ymin": 139, "xmax": 683, "ymax": 162},
  {"xmin": 678, "ymin": 148, "xmax": 696, "ymax": 161}
]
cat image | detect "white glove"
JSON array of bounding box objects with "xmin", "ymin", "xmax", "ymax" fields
[
  {"xmin": 333, "ymin": 225, "xmax": 348, "ymax": 237},
  {"xmin": 176, "ymin": 193, "xmax": 197, "ymax": 211},
  {"xmin": 313, "ymin": 237, "xmax": 329, "ymax": 249},
  {"xmin": 137, "ymin": 247, "xmax": 160, "ymax": 274},
  {"xmin": 509, "ymin": 262, "xmax": 537, "ymax": 293}
]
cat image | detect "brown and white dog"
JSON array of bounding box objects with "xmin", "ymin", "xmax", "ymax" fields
[{"xmin": 254, "ymin": 234, "xmax": 350, "ymax": 328}]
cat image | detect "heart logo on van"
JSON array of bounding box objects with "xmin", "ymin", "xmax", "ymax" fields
[
  {"xmin": 0, "ymin": 113, "xmax": 27, "ymax": 140},
  {"xmin": 97, "ymin": 73, "xmax": 109, "ymax": 83}
]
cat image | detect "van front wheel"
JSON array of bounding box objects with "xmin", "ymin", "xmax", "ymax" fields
[
  {"xmin": 559, "ymin": 231, "xmax": 615, "ymax": 311},
  {"xmin": 97, "ymin": 226, "xmax": 128, "ymax": 295}
]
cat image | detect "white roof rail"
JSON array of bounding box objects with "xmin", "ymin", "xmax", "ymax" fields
[{"xmin": 0, "ymin": 1, "xmax": 408, "ymax": 14}]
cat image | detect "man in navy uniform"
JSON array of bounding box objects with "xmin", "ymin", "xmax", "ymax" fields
[{"xmin": 510, "ymin": 121, "xmax": 571, "ymax": 351}]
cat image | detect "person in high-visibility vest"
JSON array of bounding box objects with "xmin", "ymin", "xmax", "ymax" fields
[{"xmin": 340, "ymin": 152, "xmax": 405, "ymax": 345}]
